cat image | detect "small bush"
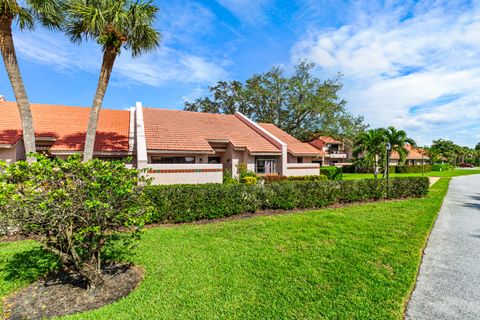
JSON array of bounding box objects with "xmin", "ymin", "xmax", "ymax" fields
[
  {"xmin": 320, "ymin": 166, "xmax": 343, "ymax": 180},
  {"xmin": 0, "ymin": 155, "xmax": 149, "ymax": 289},
  {"xmin": 145, "ymin": 177, "xmax": 429, "ymax": 224},
  {"xmin": 395, "ymin": 165, "xmax": 432, "ymax": 173},
  {"xmin": 241, "ymin": 176, "xmax": 257, "ymax": 184},
  {"xmin": 432, "ymin": 164, "xmax": 453, "ymax": 172},
  {"xmin": 238, "ymin": 162, "xmax": 256, "ymax": 180},
  {"xmin": 223, "ymin": 169, "xmax": 238, "ymax": 184}
]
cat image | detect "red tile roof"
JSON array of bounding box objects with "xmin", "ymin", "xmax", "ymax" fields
[
  {"xmin": 143, "ymin": 108, "xmax": 281, "ymax": 154},
  {"xmin": 391, "ymin": 144, "xmax": 429, "ymax": 160},
  {"xmin": 0, "ymin": 102, "xmax": 130, "ymax": 152},
  {"xmin": 259, "ymin": 123, "xmax": 322, "ymax": 157}
]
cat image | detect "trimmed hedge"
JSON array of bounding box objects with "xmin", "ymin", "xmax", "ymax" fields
[
  {"xmin": 260, "ymin": 175, "xmax": 328, "ymax": 184},
  {"xmin": 320, "ymin": 166, "xmax": 343, "ymax": 180},
  {"xmin": 144, "ymin": 177, "xmax": 429, "ymax": 223},
  {"xmin": 395, "ymin": 165, "xmax": 432, "ymax": 173},
  {"xmin": 432, "ymin": 164, "xmax": 453, "ymax": 171}
]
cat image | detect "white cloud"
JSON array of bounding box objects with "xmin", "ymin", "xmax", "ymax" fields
[
  {"xmin": 216, "ymin": 0, "xmax": 272, "ymax": 25},
  {"xmin": 14, "ymin": 30, "xmax": 229, "ymax": 88},
  {"xmin": 292, "ymin": 0, "xmax": 480, "ymax": 147}
]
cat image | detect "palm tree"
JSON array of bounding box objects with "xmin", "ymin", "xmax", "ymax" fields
[
  {"xmin": 353, "ymin": 128, "xmax": 386, "ymax": 178},
  {"xmin": 0, "ymin": 0, "xmax": 63, "ymax": 162},
  {"xmin": 64, "ymin": 0, "xmax": 160, "ymax": 161},
  {"xmin": 383, "ymin": 126, "xmax": 416, "ymax": 165}
]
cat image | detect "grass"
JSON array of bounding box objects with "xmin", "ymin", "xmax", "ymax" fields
[
  {"xmin": 0, "ymin": 179, "xmax": 451, "ymax": 319},
  {"xmin": 343, "ymin": 168, "xmax": 480, "ymax": 180}
]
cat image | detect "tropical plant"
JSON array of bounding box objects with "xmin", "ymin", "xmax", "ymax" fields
[
  {"xmin": 353, "ymin": 128, "xmax": 386, "ymax": 178},
  {"xmin": 0, "ymin": 0, "xmax": 64, "ymax": 162},
  {"xmin": 0, "ymin": 154, "xmax": 150, "ymax": 289},
  {"xmin": 383, "ymin": 126, "xmax": 416, "ymax": 173},
  {"xmin": 64, "ymin": 0, "xmax": 160, "ymax": 161}
]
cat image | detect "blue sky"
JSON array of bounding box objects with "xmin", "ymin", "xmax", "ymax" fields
[{"xmin": 1, "ymin": 0, "xmax": 479, "ymax": 147}]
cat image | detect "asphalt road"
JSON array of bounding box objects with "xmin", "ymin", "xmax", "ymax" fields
[{"xmin": 406, "ymin": 174, "xmax": 480, "ymax": 320}]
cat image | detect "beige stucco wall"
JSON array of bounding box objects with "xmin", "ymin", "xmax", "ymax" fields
[
  {"xmin": 145, "ymin": 163, "xmax": 223, "ymax": 185},
  {"xmin": 0, "ymin": 141, "xmax": 25, "ymax": 163},
  {"xmin": 285, "ymin": 163, "xmax": 320, "ymax": 176}
]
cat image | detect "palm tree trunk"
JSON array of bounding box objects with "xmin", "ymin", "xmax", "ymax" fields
[
  {"xmin": 83, "ymin": 46, "xmax": 117, "ymax": 161},
  {"xmin": 0, "ymin": 16, "xmax": 36, "ymax": 162}
]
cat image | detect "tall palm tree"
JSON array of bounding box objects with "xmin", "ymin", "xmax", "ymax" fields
[
  {"xmin": 0, "ymin": 0, "xmax": 63, "ymax": 162},
  {"xmin": 353, "ymin": 128, "xmax": 386, "ymax": 178},
  {"xmin": 383, "ymin": 126, "xmax": 416, "ymax": 165},
  {"xmin": 64, "ymin": 0, "xmax": 160, "ymax": 161}
]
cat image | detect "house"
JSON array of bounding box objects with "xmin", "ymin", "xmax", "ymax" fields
[
  {"xmin": 389, "ymin": 144, "xmax": 429, "ymax": 165},
  {"xmin": 136, "ymin": 103, "xmax": 322, "ymax": 184},
  {"xmin": 0, "ymin": 101, "xmax": 133, "ymax": 163},
  {"xmin": 0, "ymin": 100, "xmax": 322, "ymax": 184},
  {"xmin": 308, "ymin": 136, "xmax": 350, "ymax": 166}
]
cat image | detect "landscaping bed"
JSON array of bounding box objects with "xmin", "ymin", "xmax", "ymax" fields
[
  {"xmin": 0, "ymin": 178, "xmax": 450, "ymax": 319},
  {"xmin": 3, "ymin": 265, "xmax": 143, "ymax": 320}
]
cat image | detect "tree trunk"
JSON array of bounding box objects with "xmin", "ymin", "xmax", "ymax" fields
[
  {"xmin": 83, "ymin": 46, "xmax": 117, "ymax": 161},
  {"xmin": 0, "ymin": 16, "xmax": 36, "ymax": 162}
]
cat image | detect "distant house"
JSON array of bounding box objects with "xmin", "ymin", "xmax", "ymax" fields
[
  {"xmin": 390, "ymin": 144, "xmax": 429, "ymax": 165},
  {"xmin": 0, "ymin": 101, "xmax": 133, "ymax": 163},
  {"xmin": 308, "ymin": 136, "xmax": 350, "ymax": 167},
  {"xmin": 0, "ymin": 100, "xmax": 323, "ymax": 184}
]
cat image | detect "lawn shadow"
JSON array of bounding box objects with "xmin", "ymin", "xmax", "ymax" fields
[{"xmin": 2, "ymin": 247, "xmax": 60, "ymax": 283}]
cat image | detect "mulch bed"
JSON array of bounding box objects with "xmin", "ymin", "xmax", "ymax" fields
[{"xmin": 3, "ymin": 264, "xmax": 143, "ymax": 320}]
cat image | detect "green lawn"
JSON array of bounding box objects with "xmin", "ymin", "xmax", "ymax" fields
[
  {"xmin": 343, "ymin": 169, "xmax": 480, "ymax": 180},
  {"xmin": 1, "ymin": 179, "xmax": 450, "ymax": 319}
]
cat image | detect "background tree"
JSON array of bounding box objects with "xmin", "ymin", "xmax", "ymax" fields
[
  {"xmin": 65, "ymin": 0, "xmax": 160, "ymax": 161},
  {"xmin": 0, "ymin": 0, "xmax": 63, "ymax": 162},
  {"xmin": 185, "ymin": 61, "xmax": 366, "ymax": 141},
  {"xmin": 475, "ymin": 142, "xmax": 480, "ymax": 151},
  {"xmin": 352, "ymin": 128, "xmax": 386, "ymax": 178},
  {"xmin": 430, "ymin": 139, "xmax": 460, "ymax": 165}
]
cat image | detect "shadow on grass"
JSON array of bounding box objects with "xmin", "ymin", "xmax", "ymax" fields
[{"xmin": 2, "ymin": 247, "xmax": 60, "ymax": 283}]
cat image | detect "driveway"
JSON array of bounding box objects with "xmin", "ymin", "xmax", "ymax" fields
[{"xmin": 406, "ymin": 174, "xmax": 480, "ymax": 320}]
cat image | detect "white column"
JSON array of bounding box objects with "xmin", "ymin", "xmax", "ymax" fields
[{"xmin": 135, "ymin": 102, "xmax": 148, "ymax": 169}]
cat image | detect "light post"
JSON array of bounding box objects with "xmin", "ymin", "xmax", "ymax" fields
[{"xmin": 386, "ymin": 142, "xmax": 391, "ymax": 197}]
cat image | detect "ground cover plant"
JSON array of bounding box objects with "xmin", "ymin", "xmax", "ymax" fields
[{"xmin": 1, "ymin": 178, "xmax": 450, "ymax": 319}]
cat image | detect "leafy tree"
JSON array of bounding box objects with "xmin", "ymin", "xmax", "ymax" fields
[
  {"xmin": 353, "ymin": 128, "xmax": 387, "ymax": 179},
  {"xmin": 475, "ymin": 143, "xmax": 480, "ymax": 151},
  {"xmin": 185, "ymin": 61, "xmax": 366, "ymax": 141},
  {"xmin": 64, "ymin": 0, "xmax": 160, "ymax": 161},
  {"xmin": 1, "ymin": 155, "xmax": 151, "ymax": 289},
  {"xmin": 430, "ymin": 139, "xmax": 460, "ymax": 165},
  {"xmin": 0, "ymin": 0, "xmax": 64, "ymax": 161}
]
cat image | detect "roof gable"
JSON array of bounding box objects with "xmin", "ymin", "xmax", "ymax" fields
[{"xmin": 142, "ymin": 108, "xmax": 281, "ymax": 154}]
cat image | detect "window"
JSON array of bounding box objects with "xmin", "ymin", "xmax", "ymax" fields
[
  {"xmin": 297, "ymin": 157, "xmax": 304, "ymax": 163},
  {"xmin": 256, "ymin": 157, "xmax": 277, "ymax": 174},
  {"xmin": 151, "ymin": 156, "xmax": 195, "ymax": 164},
  {"xmin": 208, "ymin": 157, "xmax": 221, "ymax": 164}
]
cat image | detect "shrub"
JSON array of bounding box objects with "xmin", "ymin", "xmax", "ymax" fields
[
  {"xmin": 395, "ymin": 165, "xmax": 432, "ymax": 173},
  {"xmin": 238, "ymin": 162, "xmax": 256, "ymax": 180},
  {"xmin": 241, "ymin": 176, "xmax": 257, "ymax": 184},
  {"xmin": 287, "ymin": 175, "xmax": 328, "ymax": 182},
  {"xmin": 223, "ymin": 168, "xmax": 238, "ymax": 184},
  {"xmin": 432, "ymin": 164, "xmax": 453, "ymax": 171},
  {"xmin": 143, "ymin": 183, "xmax": 261, "ymax": 223},
  {"xmin": 144, "ymin": 177, "xmax": 429, "ymax": 224},
  {"xmin": 260, "ymin": 175, "xmax": 288, "ymax": 183},
  {"xmin": 320, "ymin": 166, "xmax": 343, "ymax": 180},
  {"xmin": 0, "ymin": 155, "xmax": 149, "ymax": 289}
]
